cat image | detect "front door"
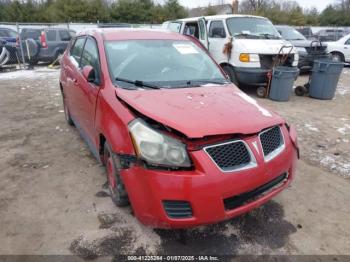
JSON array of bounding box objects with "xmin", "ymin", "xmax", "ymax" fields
[
  {"xmin": 198, "ymin": 17, "xmax": 209, "ymax": 49},
  {"xmin": 74, "ymin": 37, "xmax": 102, "ymax": 145}
]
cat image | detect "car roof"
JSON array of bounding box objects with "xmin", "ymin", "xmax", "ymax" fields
[
  {"xmin": 78, "ymin": 28, "xmax": 190, "ymax": 41},
  {"xmin": 174, "ymin": 14, "xmax": 268, "ymax": 22}
]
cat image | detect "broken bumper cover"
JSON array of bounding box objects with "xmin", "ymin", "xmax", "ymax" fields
[{"xmin": 121, "ymin": 129, "xmax": 298, "ymax": 229}]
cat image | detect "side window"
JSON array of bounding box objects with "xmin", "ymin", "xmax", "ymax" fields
[
  {"xmin": 345, "ymin": 38, "xmax": 350, "ymax": 45},
  {"xmin": 209, "ymin": 21, "xmax": 226, "ymax": 38},
  {"xmin": 70, "ymin": 37, "xmax": 86, "ymax": 65},
  {"xmin": 80, "ymin": 37, "xmax": 100, "ymax": 84},
  {"xmin": 184, "ymin": 23, "xmax": 199, "ymax": 39},
  {"xmin": 59, "ymin": 30, "xmax": 71, "ymax": 41},
  {"xmin": 167, "ymin": 22, "xmax": 182, "ymax": 33},
  {"xmin": 46, "ymin": 30, "xmax": 57, "ymax": 41}
]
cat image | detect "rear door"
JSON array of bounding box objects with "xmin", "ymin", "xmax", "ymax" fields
[
  {"xmin": 198, "ymin": 17, "xmax": 209, "ymax": 49},
  {"xmin": 64, "ymin": 36, "xmax": 86, "ymax": 121}
]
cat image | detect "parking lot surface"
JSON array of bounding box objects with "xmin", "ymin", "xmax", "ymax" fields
[{"xmin": 0, "ymin": 68, "xmax": 349, "ymax": 257}]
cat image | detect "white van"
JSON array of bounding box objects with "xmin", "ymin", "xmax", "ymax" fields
[{"xmin": 162, "ymin": 15, "xmax": 299, "ymax": 91}]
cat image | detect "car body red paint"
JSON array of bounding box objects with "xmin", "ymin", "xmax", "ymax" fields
[{"xmin": 59, "ymin": 29, "xmax": 298, "ymax": 228}]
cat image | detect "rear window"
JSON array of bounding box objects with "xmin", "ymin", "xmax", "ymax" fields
[
  {"xmin": 59, "ymin": 30, "xmax": 71, "ymax": 41},
  {"xmin": 46, "ymin": 30, "xmax": 57, "ymax": 41}
]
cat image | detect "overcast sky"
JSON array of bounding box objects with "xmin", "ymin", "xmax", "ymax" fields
[{"xmin": 166, "ymin": 0, "xmax": 333, "ymax": 12}]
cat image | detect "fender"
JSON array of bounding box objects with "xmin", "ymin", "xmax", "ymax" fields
[{"xmin": 94, "ymin": 86, "xmax": 136, "ymax": 156}]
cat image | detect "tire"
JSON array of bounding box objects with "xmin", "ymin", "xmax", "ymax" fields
[
  {"xmin": 256, "ymin": 86, "xmax": 267, "ymax": 98},
  {"xmin": 222, "ymin": 65, "xmax": 239, "ymax": 86},
  {"xmin": 295, "ymin": 85, "xmax": 307, "ymax": 96},
  {"xmin": 331, "ymin": 52, "xmax": 345, "ymax": 63},
  {"xmin": 104, "ymin": 142, "xmax": 129, "ymax": 207},
  {"xmin": 61, "ymin": 90, "xmax": 74, "ymax": 126},
  {"xmin": 29, "ymin": 59, "xmax": 39, "ymax": 66}
]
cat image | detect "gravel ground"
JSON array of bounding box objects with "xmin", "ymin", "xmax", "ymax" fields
[{"xmin": 0, "ymin": 67, "xmax": 349, "ymax": 258}]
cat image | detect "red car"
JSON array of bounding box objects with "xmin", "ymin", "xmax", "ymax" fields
[{"xmin": 59, "ymin": 29, "xmax": 299, "ymax": 228}]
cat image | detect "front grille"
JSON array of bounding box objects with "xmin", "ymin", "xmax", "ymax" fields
[
  {"xmin": 204, "ymin": 141, "xmax": 253, "ymax": 172},
  {"xmin": 223, "ymin": 173, "xmax": 288, "ymax": 211},
  {"xmin": 259, "ymin": 54, "xmax": 294, "ymax": 69},
  {"xmin": 163, "ymin": 200, "xmax": 192, "ymax": 219},
  {"xmin": 259, "ymin": 126, "xmax": 284, "ymax": 159}
]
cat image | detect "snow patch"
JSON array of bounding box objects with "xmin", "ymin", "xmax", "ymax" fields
[
  {"xmin": 0, "ymin": 68, "xmax": 59, "ymax": 81},
  {"xmin": 304, "ymin": 123, "xmax": 319, "ymax": 132}
]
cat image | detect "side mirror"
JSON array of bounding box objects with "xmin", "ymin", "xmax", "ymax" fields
[{"xmin": 82, "ymin": 65, "xmax": 96, "ymax": 83}]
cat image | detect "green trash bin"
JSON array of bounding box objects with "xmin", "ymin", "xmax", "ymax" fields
[
  {"xmin": 309, "ymin": 59, "xmax": 344, "ymax": 100},
  {"xmin": 269, "ymin": 66, "xmax": 300, "ymax": 102}
]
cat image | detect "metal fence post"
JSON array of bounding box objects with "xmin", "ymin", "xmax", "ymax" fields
[{"xmin": 17, "ymin": 22, "xmax": 26, "ymax": 69}]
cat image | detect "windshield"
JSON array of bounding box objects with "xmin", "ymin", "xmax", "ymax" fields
[
  {"xmin": 277, "ymin": 27, "xmax": 306, "ymax": 40},
  {"xmin": 105, "ymin": 40, "xmax": 227, "ymax": 89},
  {"xmin": 226, "ymin": 17, "xmax": 281, "ymax": 39}
]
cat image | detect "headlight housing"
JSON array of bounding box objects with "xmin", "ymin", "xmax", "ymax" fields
[
  {"xmin": 239, "ymin": 53, "xmax": 259, "ymax": 63},
  {"xmin": 128, "ymin": 119, "xmax": 191, "ymax": 168}
]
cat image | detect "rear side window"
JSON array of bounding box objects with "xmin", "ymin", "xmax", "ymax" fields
[
  {"xmin": 70, "ymin": 37, "xmax": 86, "ymax": 65},
  {"xmin": 80, "ymin": 38, "xmax": 100, "ymax": 83},
  {"xmin": 345, "ymin": 38, "xmax": 350, "ymax": 45},
  {"xmin": 21, "ymin": 29, "xmax": 41, "ymax": 40},
  {"xmin": 167, "ymin": 22, "xmax": 182, "ymax": 33},
  {"xmin": 209, "ymin": 21, "xmax": 226, "ymax": 38},
  {"xmin": 59, "ymin": 30, "xmax": 71, "ymax": 41},
  {"xmin": 46, "ymin": 30, "xmax": 57, "ymax": 41}
]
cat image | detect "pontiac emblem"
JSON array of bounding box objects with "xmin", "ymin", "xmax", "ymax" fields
[{"xmin": 252, "ymin": 141, "xmax": 259, "ymax": 154}]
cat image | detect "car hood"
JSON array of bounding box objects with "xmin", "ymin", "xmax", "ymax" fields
[
  {"xmin": 235, "ymin": 39, "xmax": 296, "ymax": 54},
  {"xmin": 116, "ymin": 85, "xmax": 284, "ymax": 138}
]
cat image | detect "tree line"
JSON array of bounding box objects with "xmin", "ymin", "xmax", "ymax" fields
[
  {"xmin": 0, "ymin": 0, "xmax": 187, "ymax": 24},
  {"xmin": 0, "ymin": 0, "xmax": 349, "ymax": 26},
  {"xmin": 240, "ymin": 0, "xmax": 350, "ymax": 26}
]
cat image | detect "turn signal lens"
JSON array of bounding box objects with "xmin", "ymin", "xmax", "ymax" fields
[{"xmin": 239, "ymin": 53, "xmax": 250, "ymax": 62}]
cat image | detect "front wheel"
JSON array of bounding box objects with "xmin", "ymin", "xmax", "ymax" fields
[
  {"xmin": 104, "ymin": 142, "xmax": 129, "ymax": 207},
  {"xmin": 222, "ymin": 65, "xmax": 239, "ymax": 86}
]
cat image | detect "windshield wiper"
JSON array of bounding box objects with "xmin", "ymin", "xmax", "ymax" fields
[
  {"xmin": 260, "ymin": 33, "xmax": 281, "ymax": 39},
  {"xmin": 189, "ymin": 79, "xmax": 229, "ymax": 86},
  {"xmin": 115, "ymin": 77, "xmax": 160, "ymax": 90},
  {"xmin": 234, "ymin": 32, "xmax": 259, "ymax": 39},
  {"xmin": 173, "ymin": 79, "xmax": 229, "ymax": 88}
]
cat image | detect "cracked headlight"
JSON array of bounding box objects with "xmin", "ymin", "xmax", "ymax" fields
[{"xmin": 128, "ymin": 119, "xmax": 191, "ymax": 168}]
